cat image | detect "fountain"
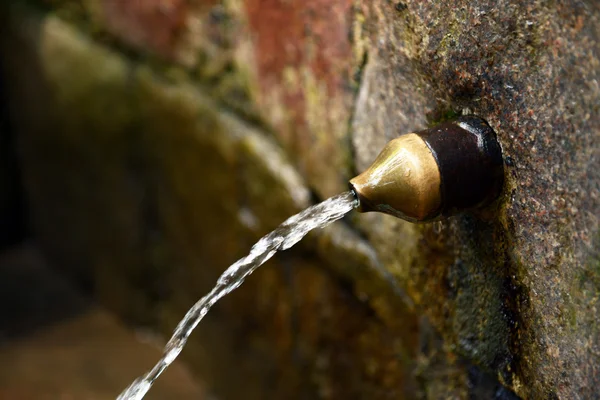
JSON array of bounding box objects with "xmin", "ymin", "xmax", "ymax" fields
[{"xmin": 118, "ymin": 116, "xmax": 504, "ymax": 399}]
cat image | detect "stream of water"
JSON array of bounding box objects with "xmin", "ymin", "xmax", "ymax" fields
[{"xmin": 117, "ymin": 191, "xmax": 358, "ymax": 400}]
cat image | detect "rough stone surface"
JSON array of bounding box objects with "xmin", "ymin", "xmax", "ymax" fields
[
  {"xmin": 1, "ymin": 1, "xmax": 599, "ymax": 399},
  {"xmin": 44, "ymin": 0, "xmax": 359, "ymax": 198},
  {"xmin": 351, "ymin": 1, "xmax": 600, "ymax": 398}
]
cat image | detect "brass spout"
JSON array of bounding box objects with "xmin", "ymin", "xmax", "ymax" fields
[{"xmin": 349, "ymin": 116, "xmax": 504, "ymax": 222}]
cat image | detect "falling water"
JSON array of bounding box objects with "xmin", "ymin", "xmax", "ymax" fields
[{"xmin": 117, "ymin": 191, "xmax": 359, "ymax": 400}]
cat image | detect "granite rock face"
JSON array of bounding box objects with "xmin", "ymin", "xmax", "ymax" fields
[{"xmin": 1, "ymin": 1, "xmax": 599, "ymax": 399}]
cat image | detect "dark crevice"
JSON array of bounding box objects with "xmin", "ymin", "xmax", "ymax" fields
[
  {"xmin": 122, "ymin": 122, "xmax": 175, "ymax": 328},
  {"xmin": 0, "ymin": 49, "xmax": 29, "ymax": 251},
  {"xmin": 467, "ymin": 365, "xmax": 521, "ymax": 400},
  {"xmin": 347, "ymin": 49, "xmax": 370, "ymax": 179},
  {"xmin": 499, "ymin": 246, "xmax": 531, "ymax": 389},
  {"xmin": 0, "ymin": 245, "xmax": 92, "ymax": 343}
]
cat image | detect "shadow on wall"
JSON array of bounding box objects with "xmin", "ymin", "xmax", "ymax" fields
[
  {"xmin": 0, "ymin": 39, "xmax": 206, "ymax": 400},
  {"xmin": 0, "ymin": 67, "xmax": 28, "ymax": 251}
]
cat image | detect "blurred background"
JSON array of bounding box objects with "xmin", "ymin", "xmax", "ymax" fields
[{"xmin": 1, "ymin": 1, "xmax": 599, "ymax": 399}]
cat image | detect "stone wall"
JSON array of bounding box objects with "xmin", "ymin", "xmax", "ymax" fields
[{"xmin": 1, "ymin": 1, "xmax": 599, "ymax": 398}]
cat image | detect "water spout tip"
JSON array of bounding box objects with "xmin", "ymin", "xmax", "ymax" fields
[{"xmin": 349, "ymin": 116, "xmax": 504, "ymax": 222}]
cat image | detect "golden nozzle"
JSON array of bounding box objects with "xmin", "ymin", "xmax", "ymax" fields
[{"xmin": 349, "ymin": 116, "xmax": 504, "ymax": 222}]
